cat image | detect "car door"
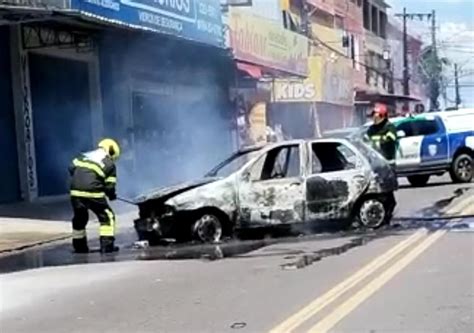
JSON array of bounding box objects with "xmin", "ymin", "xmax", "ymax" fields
[
  {"xmin": 237, "ymin": 144, "xmax": 305, "ymax": 226},
  {"xmin": 395, "ymin": 120, "xmax": 421, "ymax": 170},
  {"xmin": 418, "ymin": 117, "xmax": 449, "ymax": 167},
  {"xmin": 396, "ymin": 117, "xmax": 448, "ymax": 170},
  {"xmin": 305, "ymin": 141, "xmax": 370, "ymax": 221}
]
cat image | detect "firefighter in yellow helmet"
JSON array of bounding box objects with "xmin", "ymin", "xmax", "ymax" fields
[{"xmin": 68, "ymin": 138, "xmax": 121, "ymax": 253}]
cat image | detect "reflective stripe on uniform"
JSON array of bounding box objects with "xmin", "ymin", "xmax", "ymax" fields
[
  {"xmin": 72, "ymin": 229, "xmax": 86, "ymax": 239},
  {"xmin": 370, "ymin": 135, "xmax": 381, "ymax": 141},
  {"xmin": 384, "ymin": 132, "xmax": 397, "ymax": 141},
  {"xmin": 70, "ymin": 190, "xmax": 106, "ymax": 198},
  {"xmin": 73, "ymin": 159, "xmax": 105, "ymax": 178},
  {"xmin": 105, "ymin": 176, "xmax": 117, "ymax": 184},
  {"xmin": 100, "ymin": 209, "xmax": 116, "ymax": 237}
]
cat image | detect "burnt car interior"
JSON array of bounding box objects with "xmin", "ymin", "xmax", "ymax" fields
[
  {"xmin": 312, "ymin": 142, "xmax": 356, "ymax": 173},
  {"xmin": 247, "ymin": 145, "xmax": 301, "ymax": 181}
]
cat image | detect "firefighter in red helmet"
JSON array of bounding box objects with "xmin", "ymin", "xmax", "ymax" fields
[{"xmin": 366, "ymin": 103, "xmax": 398, "ymax": 165}]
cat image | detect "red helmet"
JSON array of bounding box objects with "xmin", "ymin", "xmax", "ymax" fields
[{"xmin": 372, "ymin": 103, "xmax": 388, "ymax": 117}]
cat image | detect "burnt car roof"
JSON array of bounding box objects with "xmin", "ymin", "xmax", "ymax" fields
[{"xmin": 239, "ymin": 138, "xmax": 353, "ymax": 151}]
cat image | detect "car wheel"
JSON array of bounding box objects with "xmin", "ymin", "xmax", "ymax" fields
[
  {"xmin": 407, "ymin": 175, "xmax": 430, "ymax": 187},
  {"xmin": 356, "ymin": 198, "xmax": 387, "ymax": 229},
  {"xmin": 450, "ymin": 153, "xmax": 473, "ymax": 183},
  {"xmin": 191, "ymin": 213, "xmax": 223, "ymax": 243}
]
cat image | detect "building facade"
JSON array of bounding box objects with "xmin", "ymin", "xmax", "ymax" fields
[
  {"xmin": 0, "ymin": 0, "xmax": 232, "ymax": 202},
  {"xmin": 225, "ymin": 3, "xmax": 310, "ymax": 147}
]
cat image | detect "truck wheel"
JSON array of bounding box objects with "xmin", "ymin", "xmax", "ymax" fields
[
  {"xmin": 407, "ymin": 175, "xmax": 430, "ymax": 187},
  {"xmin": 355, "ymin": 198, "xmax": 388, "ymax": 229},
  {"xmin": 191, "ymin": 213, "xmax": 223, "ymax": 243},
  {"xmin": 450, "ymin": 153, "xmax": 473, "ymax": 183}
]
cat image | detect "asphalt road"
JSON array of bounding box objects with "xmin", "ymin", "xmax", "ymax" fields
[{"xmin": 1, "ymin": 175, "xmax": 473, "ymax": 333}]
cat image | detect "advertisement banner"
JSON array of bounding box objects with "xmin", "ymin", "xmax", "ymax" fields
[
  {"xmin": 229, "ymin": 9, "xmax": 308, "ymax": 76},
  {"xmin": 312, "ymin": 24, "xmax": 354, "ymax": 106},
  {"xmin": 71, "ymin": 0, "xmax": 223, "ymax": 47},
  {"xmin": 272, "ymin": 56, "xmax": 321, "ymax": 102}
]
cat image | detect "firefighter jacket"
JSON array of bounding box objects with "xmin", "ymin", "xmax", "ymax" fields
[
  {"xmin": 69, "ymin": 148, "xmax": 117, "ymax": 199},
  {"xmin": 366, "ymin": 118, "xmax": 398, "ymax": 163}
]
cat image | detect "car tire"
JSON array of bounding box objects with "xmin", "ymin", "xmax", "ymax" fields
[
  {"xmin": 191, "ymin": 212, "xmax": 224, "ymax": 243},
  {"xmin": 407, "ymin": 175, "xmax": 430, "ymax": 187},
  {"xmin": 449, "ymin": 153, "xmax": 473, "ymax": 183},
  {"xmin": 355, "ymin": 197, "xmax": 389, "ymax": 229}
]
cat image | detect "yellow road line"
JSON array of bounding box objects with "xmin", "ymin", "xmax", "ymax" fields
[
  {"xmin": 444, "ymin": 195, "xmax": 474, "ymax": 216},
  {"xmin": 307, "ymin": 229, "xmax": 447, "ymax": 333},
  {"xmin": 268, "ymin": 228, "xmax": 427, "ymax": 333}
]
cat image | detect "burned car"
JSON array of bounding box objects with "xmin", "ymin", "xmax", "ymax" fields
[{"xmin": 133, "ymin": 138, "xmax": 398, "ymax": 244}]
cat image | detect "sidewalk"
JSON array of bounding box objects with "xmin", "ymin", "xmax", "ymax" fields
[{"xmin": 0, "ymin": 199, "xmax": 137, "ymax": 254}]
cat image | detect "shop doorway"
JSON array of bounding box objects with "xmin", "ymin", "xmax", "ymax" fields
[
  {"xmin": 30, "ymin": 54, "xmax": 93, "ymax": 197},
  {"xmin": 0, "ymin": 27, "xmax": 20, "ymax": 203}
]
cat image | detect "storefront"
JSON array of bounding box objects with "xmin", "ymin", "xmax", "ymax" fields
[
  {"xmin": 0, "ymin": 0, "xmax": 229, "ymax": 201},
  {"xmin": 227, "ymin": 8, "xmax": 309, "ymax": 147},
  {"xmin": 0, "ymin": 26, "xmax": 20, "ymax": 203},
  {"xmin": 94, "ymin": 0, "xmax": 231, "ymax": 196}
]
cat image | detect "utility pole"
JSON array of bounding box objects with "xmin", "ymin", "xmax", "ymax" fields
[
  {"xmin": 395, "ymin": 8, "xmax": 410, "ymax": 96},
  {"xmin": 430, "ymin": 10, "xmax": 440, "ymax": 111},
  {"xmin": 402, "ymin": 7, "xmax": 409, "ymax": 96},
  {"xmin": 454, "ymin": 63, "xmax": 461, "ymax": 108},
  {"xmin": 395, "ymin": 10, "xmax": 437, "ymax": 109}
]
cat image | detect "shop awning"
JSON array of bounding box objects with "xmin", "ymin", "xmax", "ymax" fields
[
  {"xmin": 236, "ymin": 62, "xmax": 263, "ymax": 79},
  {"xmin": 355, "ymin": 90, "xmax": 421, "ymax": 104},
  {"xmin": 0, "ymin": 0, "xmax": 224, "ymax": 48}
]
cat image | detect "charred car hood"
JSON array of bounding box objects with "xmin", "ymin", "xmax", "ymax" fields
[{"xmin": 134, "ymin": 178, "xmax": 221, "ymax": 204}]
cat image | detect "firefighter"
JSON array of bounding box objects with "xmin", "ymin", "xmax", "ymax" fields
[
  {"xmin": 366, "ymin": 103, "xmax": 398, "ymax": 165},
  {"xmin": 69, "ymin": 138, "xmax": 120, "ymax": 253}
]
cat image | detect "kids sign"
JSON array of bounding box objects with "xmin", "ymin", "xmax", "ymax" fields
[
  {"xmin": 71, "ymin": 0, "xmax": 223, "ymax": 47},
  {"xmin": 229, "ymin": 9, "xmax": 308, "ymax": 76}
]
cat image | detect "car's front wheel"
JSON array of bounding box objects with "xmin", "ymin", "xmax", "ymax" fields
[
  {"xmin": 407, "ymin": 175, "xmax": 430, "ymax": 187},
  {"xmin": 191, "ymin": 212, "xmax": 224, "ymax": 243},
  {"xmin": 450, "ymin": 153, "xmax": 473, "ymax": 183}
]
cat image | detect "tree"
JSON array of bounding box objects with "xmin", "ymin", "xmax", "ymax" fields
[{"xmin": 418, "ymin": 45, "xmax": 450, "ymax": 110}]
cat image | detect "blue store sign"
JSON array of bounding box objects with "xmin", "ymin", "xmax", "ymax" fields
[{"xmin": 71, "ymin": 0, "xmax": 223, "ymax": 47}]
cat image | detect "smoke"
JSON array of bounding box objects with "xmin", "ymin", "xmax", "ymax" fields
[{"xmin": 100, "ymin": 32, "xmax": 235, "ymax": 197}]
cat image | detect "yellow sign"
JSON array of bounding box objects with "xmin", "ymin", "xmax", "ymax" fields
[
  {"xmin": 272, "ymin": 56, "xmax": 322, "ymax": 102},
  {"xmin": 229, "ymin": 8, "xmax": 309, "ymax": 76},
  {"xmin": 249, "ymin": 102, "xmax": 267, "ymax": 144},
  {"xmin": 312, "ymin": 24, "xmax": 354, "ymax": 106}
]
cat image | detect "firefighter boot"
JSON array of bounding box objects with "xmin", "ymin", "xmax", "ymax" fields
[
  {"xmin": 100, "ymin": 236, "xmax": 119, "ymax": 253},
  {"xmin": 72, "ymin": 238, "xmax": 89, "ymax": 253}
]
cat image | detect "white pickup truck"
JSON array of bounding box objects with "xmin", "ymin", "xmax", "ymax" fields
[
  {"xmin": 392, "ymin": 109, "xmax": 474, "ymax": 186},
  {"xmin": 324, "ymin": 109, "xmax": 474, "ymax": 187}
]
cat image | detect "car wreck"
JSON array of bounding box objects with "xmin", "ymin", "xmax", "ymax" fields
[{"xmin": 133, "ymin": 138, "xmax": 398, "ymax": 244}]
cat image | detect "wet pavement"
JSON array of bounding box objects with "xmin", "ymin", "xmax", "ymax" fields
[{"xmin": 3, "ymin": 218, "xmax": 473, "ymax": 275}]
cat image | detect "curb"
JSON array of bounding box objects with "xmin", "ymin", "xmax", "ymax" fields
[
  {"xmin": 0, "ymin": 211, "xmax": 138, "ymax": 255},
  {"xmin": 0, "ymin": 234, "xmax": 70, "ymax": 257}
]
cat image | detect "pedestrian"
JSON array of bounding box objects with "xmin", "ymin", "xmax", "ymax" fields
[
  {"xmin": 68, "ymin": 138, "xmax": 121, "ymax": 253},
  {"xmin": 365, "ymin": 103, "xmax": 398, "ymax": 166}
]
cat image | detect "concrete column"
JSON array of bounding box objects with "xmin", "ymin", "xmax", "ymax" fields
[
  {"xmin": 89, "ymin": 51, "xmax": 104, "ymax": 144},
  {"xmin": 9, "ymin": 25, "xmax": 38, "ymax": 201}
]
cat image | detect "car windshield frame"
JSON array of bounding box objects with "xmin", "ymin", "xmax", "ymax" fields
[{"xmin": 205, "ymin": 146, "xmax": 264, "ymax": 178}]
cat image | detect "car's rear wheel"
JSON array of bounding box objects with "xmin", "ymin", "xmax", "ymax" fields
[
  {"xmin": 449, "ymin": 153, "xmax": 473, "ymax": 183},
  {"xmin": 191, "ymin": 213, "xmax": 223, "ymax": 243},
  {"xmin": 407, "ymin": 175, "xmax": 430, "ymax": 187},
  {"xmin": 355, "ymin": 198, "xmax": 388, "ymax": 229}
]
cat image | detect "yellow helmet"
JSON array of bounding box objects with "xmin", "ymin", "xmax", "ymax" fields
[{"xmin": 98, "ymin": 138, "xmax": 121, "ymax": 160}]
